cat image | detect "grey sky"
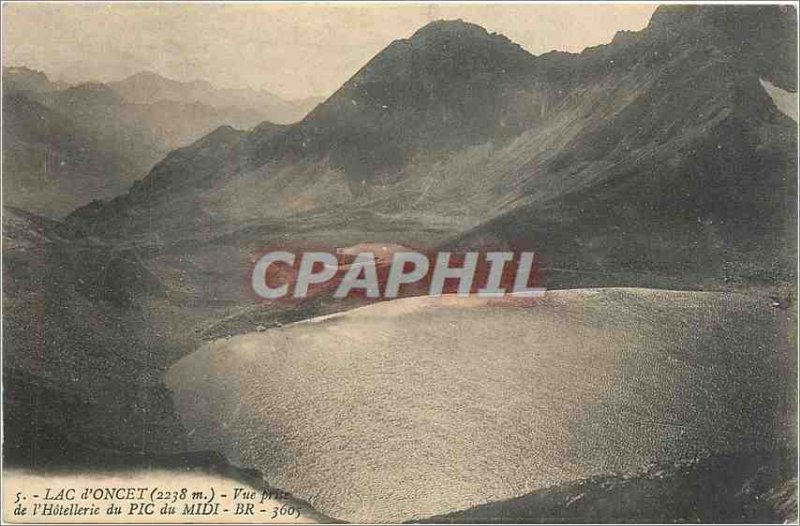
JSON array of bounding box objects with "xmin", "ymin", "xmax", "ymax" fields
[{"xmin": 3, "ymin": 3, "xmax": 657, "ymax": 100}]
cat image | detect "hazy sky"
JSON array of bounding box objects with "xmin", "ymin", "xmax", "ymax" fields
[{"xmin": 3, "ymin": 3, "xmax": 657, "ymax": 100}]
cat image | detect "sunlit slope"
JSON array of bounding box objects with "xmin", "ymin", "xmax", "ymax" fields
[{"xmin": 166, "ymin": 289, "xmax": 795, "ymax": 523}]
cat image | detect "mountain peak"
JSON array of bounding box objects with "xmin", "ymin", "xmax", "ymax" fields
[
  {"xmin": 296, "ymin": 18, "xmax": 537, "ymax": 188},
  {"xmin": 4, "ymin": 65, "xmax": 46, "ymax": 77},
  {"xmin": 647, "ymin": 4, "xmax": 795, "ymax": 32},
  {"xmin": 338, "ymin": 18, "xmax": 532, "ymax": 90},
  {"xmin": 646, "ymin": 4, "xmax": 797, "ymax": 91},
  {"xmin": 59, "ymin": 82, "xmax": 121, "ymax": 105},
  {"xmin": 126, "ymin": 70, "xmax": 163, "ymax": 80},
  {"xmin": 117, "ymin": 71, "xmax": 215, "ymax": 90},
  {"xmin": 410, "ymin": 19, "xmax": 492, "ymax": 40},
  {"xmin": 406, "ymin": 19, "xmax": 527, "ymax": 56},
  {"xmin": 3, "ymin": 65, "xmax": 68, "ymax": 94}
]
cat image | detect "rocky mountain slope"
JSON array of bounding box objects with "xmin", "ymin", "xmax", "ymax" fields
[
  {"xmin": 2, "ymin": 206, "xmax": 184, "ymax": 465},
  {"xmin": 65, "ymin": 6, "xmax": 797, "ymax": 289}
]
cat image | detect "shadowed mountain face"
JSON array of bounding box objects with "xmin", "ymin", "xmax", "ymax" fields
[
  {"xmin": 2, "ymin": 206, "xmax": 184, "ymax": 466},
  {"xmin": 455, "ymin": 9, "xmax": 799, "ymax": 286},
  {"xmin": 646, "ymin": 4, "xmax": 798, "ymax": 91}
]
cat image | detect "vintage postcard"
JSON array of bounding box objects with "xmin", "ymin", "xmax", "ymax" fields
[{"xmin": 1, "ymin": 1, "xmax": 798, "ymax": 523}]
